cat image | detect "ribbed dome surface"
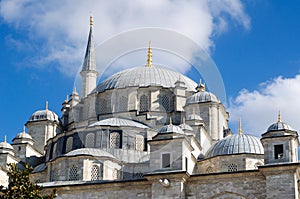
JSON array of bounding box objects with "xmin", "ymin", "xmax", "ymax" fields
[
  {"xmin": 206, "ymin": 134, "xmax": 264, "ymax": 158},
  {"xmin": 187, "ymin": 114, "xmax": 203, "ymax": 121},
  {"xmin": 29, "ymin": 110, "xmax": 59, "ymax": 122},
  {"xmin": 158, "ymin": 124, "xmax": 184, "ymax": 134},
  {"xmin": 89, "ymin": 118, "xmax": 149, "ymax": 129},
  {"xmin": 95, "ymin": 65, "xmax": 197, "ymax": 92},
  {"xmin": 267, "ymin": 121, "xmax": 295, "ymax": 132},
  {"xmin": 186, "ymin": 91, "xmax": 220, "ymax": 105}
]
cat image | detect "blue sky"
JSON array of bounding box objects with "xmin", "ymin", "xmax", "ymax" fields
[{"xmin": 1, "ymin": 1, "xmax": 300, "ymax": 142}]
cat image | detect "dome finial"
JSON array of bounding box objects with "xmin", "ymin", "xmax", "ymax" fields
[
  {"xmin": 238, "ymin": 118, "xmax": 243, "ymax": 135},
  {"xmin": 183, "ymin": 117, "xmax": 186, "ymax": 124},
  {"xmin": 90, "ymin": 15, "xmax": 94, "ymax": 28},
  {"xmin": 146, "ymin": 41, "xmax": 152, "ymax": 67},
  {"xmin": 46, "ymin": 101, "xmax": 49, "ymax": 110},
  {"xmin": 4, "ymin": 135, "xmax": 7, "ymax": 143},
  {"xmin": 169, "ymin": 116, "xmax": 173, "ymax": 125},
  {"xmin": 278, "ymin": 111, "xmax": 281, "ymax": 122},
  {"xmin": 196, "ymin": 79, "xmax": 206, "ymax": 92}
]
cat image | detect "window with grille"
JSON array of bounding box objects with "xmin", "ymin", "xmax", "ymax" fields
[
  {"xmin": 135, "ymin": 135, "xmax": 144, "ymax": 151},
  {"xmin": 52, "ymin": 143, "xmax": 57, "ymax": 159},
  {"xmin": 161, "ymin": 153, "xmax": 171, "ymax": 168},
  {"xmin": 160, "ymin": 95, "xmax": 170, "ymax": 112},
  {"xmin": 91, "ymin": 165, "xmax": 101, "ymax": 181},
  {"xmin": 51, "ymin": 168, "xmax": 59, "ymax": 181},
  {"xmin": 110, "ymin": 132, "xmax": 121, "ymax": 149},
  {"xmin": 69, "ymin": 164, "xmax": 79, "ymax": 181},
  {"xmin": 118, "ymin": 96, "xmax": 128, "ymax": 112},
  {"xmin": 133, "ymin": 172, "xmax": 144, "ymax": 179},
  {"xmin": 99, "ymin": 99, "xmax": 107, "ymax": 113},
  {"xmin": 113, "ymin": 168, "xmax": 119, "ymax": 179},
  {"xmin": 66, "ymin": 137, "xmax": 73, "ymax": 153},
  {"xmin": 206, "ymin": 166, "xmax": 214, "ymax": 174},
  {"xmin": 85, "ymin": 133, "xmax": 95, "ymax": 148},
  {"xmin": 139, "ymin": 95, "xmax": 149, "ymax": 112},
  {"xmin": 227, "ymin": 163, "xmax": 238, "ymax": 172}
]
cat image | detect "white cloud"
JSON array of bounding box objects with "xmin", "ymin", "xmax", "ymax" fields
[
  {"xmin": 228, "ymin": 75, "xmax": 300, "ymax": 137},
  {"xmin": 0, "ymin": 0, "xmax": 250, "ymax": 76}
]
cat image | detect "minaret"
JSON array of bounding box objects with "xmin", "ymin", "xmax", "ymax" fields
[{"xmin": 80, "ymin": 16, "xmax": 98, "ymax": 98}]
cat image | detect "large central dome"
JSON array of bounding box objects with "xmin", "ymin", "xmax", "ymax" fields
[{"xmin": 95, "ymin": 65, "xmax": 197, "ymax": 93}]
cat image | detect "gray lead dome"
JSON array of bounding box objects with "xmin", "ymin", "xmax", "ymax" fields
[
  {"xmin": 205, "ymin": 134, "xmax": 264, "ymax": 158},
  {"xmin": 266, "ymin": 121, "xmax": 295, "ymax": 132},
  {"xmin": 95, "ymin": 65, "xmax": 197, "ymax": 93},
  {"xmin": 186, "ymin": 91, "xmax": 220, "ymax": 105}
]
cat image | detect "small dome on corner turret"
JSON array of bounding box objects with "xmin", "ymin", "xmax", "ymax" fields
[
  {"xmin": 29, "ymin": 101, "xmax": 59, "ymax": 123},
  {"xmin": 266, "ymin": 112, "xmax": 295, "ymax": 132}
]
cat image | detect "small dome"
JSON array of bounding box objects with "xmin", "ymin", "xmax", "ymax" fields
[
  {"xmin": 187, "ymin": 114, "xmax": 203, "ymax": 121},
  {"xmin": 266, "ymin": 121, "xmax": 295, "ymax": 132},
  {"xmin": 29, "ymin": 109, "xmax": 59, "ymax": 122},
  {"xmin": 186, "ymin": 91, "xmax": 220, "ymax": 105},
  {"xmin": 14, "ymin": 131, "xmax": 32, "ymax": 140},
  {"xmin": 0, "ymin": 140, "xmax": 14, "ymax": 150},
  {"xmin": 158, "ymin": 124, "xmax": 184, "ymax": 134},
  {"xmin": 205, "ymin": 134, "xmax": 264, "ymax": 158},
  {"xmin": 179, "ymin": 123, "xmax": 193, "ymax": 131}
]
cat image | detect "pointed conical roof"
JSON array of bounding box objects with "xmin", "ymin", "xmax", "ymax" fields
[{"xmin": 81, "ymin": 16, "xmax": 97, "ymax": 72}]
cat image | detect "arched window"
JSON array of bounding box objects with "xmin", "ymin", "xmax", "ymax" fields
[
  {"xmin": 139, "ymin": 95, "xmax": 149, "ymax": 112},
  {"xmin": 69, "ymin": 164, "xmax": 79, "ymax": 181},
  {"xmin": 66, "ymin": 137, "xmax": 73, "ymax": 153},
  {"xmin": 135, "ymin": 135, "xmax": 144, "ymax": 151},
  {"xmin": 206, "ymin": 166, "xmax": 214, "ymax": 174},
  {"xmin": 118, "ymin": 96, "xmax": 128, "ymax": 112},
  {"xmin": 52, "ymin": 143, "xmax": 57, "ymax": 159},
  {"xmin": 85, "ymin": 133, "xmax": 95, "ymax": 148},
  {"xmin": 160, "ymin": 95, "xmax": 171, "ymax": 112},
  {"xmin": 110, "ymin": 132, "xmax": 121, "ymax": 149},
  {"xmin": 91, "ymin": 165, "xmax": 100, "ymax": 181}
]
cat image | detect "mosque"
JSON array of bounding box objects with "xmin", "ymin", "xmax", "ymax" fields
[{"xmin": 0, "ymin": 17, "xmax": 300, "ymax": 199}]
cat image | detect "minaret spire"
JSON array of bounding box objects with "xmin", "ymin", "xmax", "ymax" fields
[
  {"xmin": 80, "ymin": 15, "xmax": 99, "ymax": 98},
  {"xmin": 146, "ymin": 41, "xmax": 153, "ymax": 67}
]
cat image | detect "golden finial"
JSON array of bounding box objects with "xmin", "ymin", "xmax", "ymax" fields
[
  {"xmin": 46, "ymin": 101, "xmax": 49, "ymax": 110},
  {"xmin": 238, "ymin": 118, "xmax": 243, "ymax": 135},
  {"xmin": 278, "ymin": 111, "xmax": 281, "ymax": 122},
  {"xmin": 197, "ymin": 79, "xmax": 206, "ymax": 92},
  {"xmin": 73, "ymin": 86, "xmax": 77, "ymax": 94},
  {"xmin": 23, "ymin": 126, "xmax": 26, "ymax": 136},
  {"xmin": 169, "ymin": 116, "xmax": 173, "ymax": 125},
  {"xmin": 90, "ymin": 15, "xmax": 94, "ymax": 27},
  {"xmin": 146, "ymin": 41, "xmax": 152, "ymax": 67},
  {"xmin": 192, "ymin": 108, "xmax": 195, "ymax": 116},
  {"xmin": 183, "ymin": 117, "xmax": 186, "ymax": 124},
  {"xmin": 4, "ymin": 135, "xmax": 7, "ymax": 143}
]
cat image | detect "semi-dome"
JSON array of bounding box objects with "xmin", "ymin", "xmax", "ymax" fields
[
  {"xmin": 158, "ymin": 124, "xmax": 184, "ymax": 134},
  {"xmin": 29, "ymin": 109, "xmax": 59, "ymax": 122},
  {"xmin": 266, "ymin": 121, "xmax": 295, "ymax": 132},
  {"xmin": 186, "ymin": 91, "xmax": 220, "ymax": 105},
  {"xmin": 95, "ymin": 65, "xmax": 197, "ymax": 93},
  {"xmin": 205, "ymin": 134, "xmax": 264, "ymax": 158},
  {"xmin": 65, "ymin": 148, "xmax": 117, "ymax": 159},
  {"xmin": 89, "ymin": 118, "xmax": 149, "ymax": 129}
]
